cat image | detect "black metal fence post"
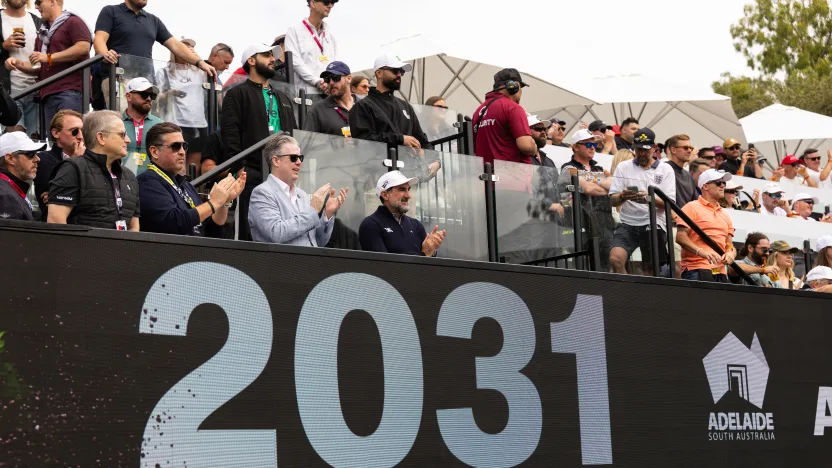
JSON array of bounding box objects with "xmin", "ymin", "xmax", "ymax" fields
[
  {"xmin": 648, "ymin": 186, "xmax": 661, "ymax": 277},
  {"xmin": 462, "ymin": 118, "xmax": 475, "ymax": 155},
  {"xmin": 804, "ymin": 239, "xmax": 812, "ymax": 272},
  {"xmin": 108, "ymin": 62, "xmax": 117, "ymax": 111},
  {"xmin": 570, "ymin": 174, "xmax": 584, "ymax": 271},
  {"xmin": 298, "ymin": 88, "xmax": 307, "ymax": 129},
  {"xmin": 82, "ymin": 67, "xmax": 90, "ymax": 117},
  {"xmin": 207, "ymin": 75, "xmax": 217, "ymax": 134},
  {"xmin": 482, "ymin": 162, "xmax": 497, "ymax": 262},
  {"xmin": 284, "ymin": 51, "xmax": 294, "ymax": 85},
  {"xmin": 665, "ymin": 200, "xmax": 675, "ymax": 278}
]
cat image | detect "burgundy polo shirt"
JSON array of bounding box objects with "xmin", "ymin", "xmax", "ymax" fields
[
  {"xmin": 472, "ymin": 91, "xmax": 532, "ymax": 165},
  {"xmin": 34, "ymin": 15, "xmax": 91, "ymax": 99}
]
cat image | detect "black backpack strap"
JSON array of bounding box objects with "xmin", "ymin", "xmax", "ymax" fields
[{"xmin": 473, "ymin": 97, "xmax": 501, "ymax": 134}]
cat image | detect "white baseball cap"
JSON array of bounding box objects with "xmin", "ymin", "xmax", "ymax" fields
[
  {"xmin": 570, "ymin": 128, "xmax": 601, "ymax": 145},
  {"xmin": 816, "ymin": 234, "xmax": 832, "ymax": 251},
  {"xmin": 763, "ymin": 182, "xmax": 784, "ymax": 195},
  {"xmin": 527, "ymin": 114, "xmax": 552, "ymax": 129},
  {"xmin": 0, "ymin": 131, "xmax": 46, "ymax": 155},
  {"xmin": 125, "ymin": 77, "xmax": 160, "ymax": 95},
  {"xmin": 373, "ymin": 53, "xmax": 413, "ymax": 73},
  {"xmin": 724, "ymin": 180, "xmax": 743, "ymax": 191},
  {"xmin": 697, "ymin": 169, "xmax": 732, "ymax": 189},
  {"xmin": 791, "ymin": 192, "xmax": 819, "ymax": 207},
  {"xmin": 241, "ymin": 43, "xmax": 281, "ymax": 63},
  {"xmin": 806, "ymin": 265, "xmax": 832, "ymax": 283},
  {"xmin": 376, "ymin": 171, "xmax": 419, "ymax": 197}
]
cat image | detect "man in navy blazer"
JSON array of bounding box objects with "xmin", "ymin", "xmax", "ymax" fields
[{"xmin": 248, "ymin": 133, "xmax": 348, "ymax": 246}]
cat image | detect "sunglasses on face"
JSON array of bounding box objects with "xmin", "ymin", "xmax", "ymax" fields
[
  {"xmin": 800, "ymin": 199, "xmax": 815, "ymax": 205},
  {"xmin": 766, "ymin": 192, "xmax": 783, "ymax": 199},
  {"xmin": 434, "ymin": 105, "xmax": 448, "ymax": 109},
  {"xmin": 58, "ymin": 127, "xmax": 81, "ymax": 137},
  {"xmin": 157, "ymin": 142, "xmax": 189, "ymax": 152},
  {"xmin": 702, "ymin": 156, "xmax": 715, "ymax": 160},
  {"xmin": 675, "ymin": 145, "xmax": 695, "ymax": 151},
  {"xmin": 760, "ymin": 248, "xmax": 773, "ymax": 255},
  {"xmin": 323, "ymin": 75, "xmax": 343, "ymax": 84},
  {"xmin": 709, "ymin": 180, "xmax": 727, "ymax": 188},
  {"xmin": 724, "ymin": 189, "xmax": 738, "ymax": 195},
  {"xmin": 531, "ymin": 125, "xmax": 548, "ymax": 132},
  {"xmin": 381, "ymin": 67, "xmax": 405, "ymax": 76},
  {"xmin": 280, "ymin": 154, "xmax": 304, "ymax": 163},
  {"xmin": 14, "ymin": 151, "xmax": 37, "ymax": 159},
  {"xmin": 804, "ymin": 156, "xmax": 821, "ymax": 162},
  {"xmin": 580, "ymin": 142, "xmax": 600, "ymax": 150},
  {"xmin": 317, "ymin": 0, "xmax": 338, "ymax": 5},
  {"xmin": 728, "ymin": 145, "xmax": 741, "ymax": 151},
  {"xmin": 133, "ymin": 91, "xmax": 157, "ymax": 101}
]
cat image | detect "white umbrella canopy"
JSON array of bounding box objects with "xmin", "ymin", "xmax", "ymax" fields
[
  {"xmin": 740, "ymin": 104, "xmax": 832, "ymax": 164},
  {"xmin": 548, "ymin": 75, "xmax": 746, "ymax": 150},
  {"xmin": 343, "ymin": 34, "xmax": 598, "ymax": 120}
]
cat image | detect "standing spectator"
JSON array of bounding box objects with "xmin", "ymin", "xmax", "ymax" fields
[
  {"xmin": 608, "ymin": 128, "xmax": 676, "ymax": 276},
  {"xmin": 138, "ymin": 122, "xmax": 245, "ymax": 236},
  {"xmin": 271, "ymin": 35, "xmax": 287, "ymax": 83},
  {"xmin": 284, "ymin": 0, "xmax": 338, "ymax": 92},
  {"xmin": 615, "ymin": 117, "xmax": 638, "ymax": 151},
  {"xmin": 207, "ymin": 43, "xmax": 233, "ymax": 78},
  {"xmin": 528, "ymin": 114, "xmax": 563, "ymax": 216},
  {"xmin": 359, "ymin": 170, "xmax": 446, "ymax": 256},
  {"xmin": 1, "ymin": 0, "xmax": 40, "ymax": 134},
  {"xmin": 588, "ymin": 120, "xmax": 616, "ymax": 155},
  {"xmin": 770, "ymin": 154, "xmax": 818, "ymax": 187},
  {"xmin": 765, "ymin": 241, "xmax": 803, "ymax": 290},
  {"xmin": 803, "ymin": 266, "xmax": 832, "ymax": 293},
  {"xmin": 733, "ymin": 232, "xmax": 777, "ymax": 286},
  {"xmin": 664, "ymin": 134, "xmax": 696, "ymax": 207},
  {"xmin": 47, "ymin": 110, "xmax": 140, "ymax": 231},
  {"xmin": 800, "ymin": 148, "xmax": 831, "ymax": 189},
  {"xmin": 248, "ymin": 133, "xmax": 347, "ymax": 246},
  {"xmin": 815, "ymin": 234, "xmax": 832, "ymax": 268},
  {"xmin": 350, "ymin": 75, "xmax": 369, "ymax": 97},
  {"xmin": 713, "ymin": 146, "xmax": 726, "ymax": 168},
  {"xmin": 0, "ymin": 131, "xmax": 43, "ymax": 220},
  {"xmin": 34, "ymin": 109, "xmax": 84, "ymax": 218},
  {"xmin": 155, "ymin": 38, "xmax": 208, "ymax": 150},
  {"xmin": 93, "ymin": 0, "xmax": 216, "ymax": 109},
  {"xmin": 546, "ymin": 118, "xmax": 569, "ymax": 147},
  {"xmin": 719, "ymin": 138, "xmax": 762, "ymax": 178},
  {"xmin": 221, "ymin": 43, "xmax": 296, "ymax": 241},
  {"xmin": 304, "ymin": 61, "xmax": 353, "ymax": 136},
  {"xmin": 791, "ymin": 193, "xmax": 832, "ymax": 222},
  {"xmin": 120, "ymin": 77, "xmax": 161, "ymax": 176},
  {"xmin": 759, "ymin": 182, "xmax": 791, "ymax": 216},
  {"xmin": 698, "ymin": 147, "xmax": 717, "ymax": 168},
  {"xmin": 675, "ymin": 169, "xmax": 735, "ymax": 283},
  {"xmin": 471, "ymin": 67, "xmax": 535, "ymax": 165},
  {"xmin": 689, "ymin": 158, "xmax": 710, "ymax": 194},
  {"xmin": 350, "ymin": 54, "xmax": 431, "ymax": 150}
]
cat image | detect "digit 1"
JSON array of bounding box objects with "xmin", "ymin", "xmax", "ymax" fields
[
  {"xmin": 294, "ymin": 273, "xmax": 424, "ymax": 468},
  {"xmin": 551, "ymin": 294, "xmax": 612, "ymax": 465}
]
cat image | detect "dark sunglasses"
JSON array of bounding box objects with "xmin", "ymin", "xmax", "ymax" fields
[
  {"xmin": 580, "ymin": 142, "xmax": 601, "ymax": 150},
  {"xmin": 675, "ymin": 145, "xmax": 695, "ymax": 151},
  {"xmin": 58, "ymin": 127, "xmax": 81, "ymax": 136},
  {"xmin": 381, "ymin": 67, "xmax": 405, "ymax": 76},
  {"xmin": 804, "ymin": 157, "xmax": 821, "ymax": 162},
  {"xmin": 761, "ymin": 248, "xmax": 774, "ymax": 255},
  {"xmin": 279, "ymin": 154, "xmax": 304, "ymax": 163},
  {"xmin": 709, "ymin": 180, "xmax": 727, "ymax": 188},
  {"xmin": 132, "ymin": 91, "xmax": 157, "ymax": 101},
  {"xmin": 800, "ymin": 199, "xmax": 815, "ymax": 205},
  {"xmin": 728, "ymin": 145, "xmax": 742, "ymax": 150},
  {"xmin": 158, "ymin": 141, "xmax": 189, "ymax": 152},
  {"xmin": 724, "ymin": 189, "xmax": 738, "ymax": 195},
  {"xmin": 531, "ymin": 125, "xmax": 548, "ymax": 132},
  {"xmin": 14, "ymin": 150, "xmax": 37, "ymax": 159},
  {"xmin": 787, "ymin": 163, "xmax": 801, "ymax": 168},
  {"xmin": 317, "ymin": 0, "xmax": 338, "ymax": 4},
  {"xmin": 766, "ymin": 192, "xmax": 783, "ymax": 199},
  {"xmin": 323, "ymin": 75, "xmax": 343, "ymax": 84}
]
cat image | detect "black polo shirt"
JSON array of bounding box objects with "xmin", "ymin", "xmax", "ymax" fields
[
  {"xmin": 95, "ymin": 4, "xmax": 172, "ymax": 59},
  {"xmin": 303, "ymin": 94, "xmax": 353, "ymax": 136},
  {"xmin": 665, "ymin": 160, "xmax": 697, "ymax": 207},
  {"xmin": 359, "ymin": 205, "xmax": 428, "ymax": 256}
]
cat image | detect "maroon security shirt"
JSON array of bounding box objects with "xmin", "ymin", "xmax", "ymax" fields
[
  {"xmin": 472, "ymin": 91, "xmax": 533, "ymax": 165},
  {"xmin": 34, "ymin": 15, "xmax": 91, "ymax": 99}
]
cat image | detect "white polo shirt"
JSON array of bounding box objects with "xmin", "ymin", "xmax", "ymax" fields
[
  {"xmin": 284, "ymin": 18, "xmax": 338, "ymax": 89},
  {"xmin": 610, "ymin": 159, "xmax": 676, "ymax": 231},
  {"xmin": 760, "ymin": 205, "xmax": 787, "ymax": 216},
  {"xmin": 805, "ymin": 167, "xmax": 830, "ymax": 189}
]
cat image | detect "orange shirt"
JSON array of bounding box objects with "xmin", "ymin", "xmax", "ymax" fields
[{"xmin": 677, "ymin": 196, "xmax": 735, "ymax": 273}]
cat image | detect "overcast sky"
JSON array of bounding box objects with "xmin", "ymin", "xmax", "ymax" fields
[{"xmin": 70, "ymin": 0, "xmax": 756, "ymax": 91}]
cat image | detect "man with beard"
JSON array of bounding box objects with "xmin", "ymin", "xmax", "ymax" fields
[
  {"xmin": 359, "ymin": 170, "xmax": 446, "ymax": 256},
  {"xmin": 222, "ymin": 43, "xmax": 296, "ymax": 241},
  {"xmin": 732, "ymin": 232, "xmax": 778, "ymax": 286},
  {"xmin": 350, "ymin": 54, "xmax": 431, "ymax": 150},
  {"xmin": 529, "ymin": 114, "xmax": 564, "ymax": 216},
  {"xmin": 719, "ymin": 138, "xmax": 763, "ymax": 178},
  {"xmin": 0, "ymin": 131, "xmax": 45, "ymax": 220},
  {"xmin": 304, "ymin": 61, "xmax": 354, "ymax": 136},
  {"xmin": 609, "ymin": 128, "xmax": 676, "ymax": 276},
  {"xmin": 800, "ymin": 148, "xmax": 832, "ymax": 189},
  {"xmin": 472, "ymin": 68, "xmax": 535, "ymax": 165},
  {"xmin": 119, "ymin": 77, "xmax": 161, "ymax": 176}
]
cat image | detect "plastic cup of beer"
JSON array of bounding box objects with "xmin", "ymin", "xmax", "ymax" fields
[{"xmin": 341, "ymin": 126, "xmax": 351, "ymax": 138}]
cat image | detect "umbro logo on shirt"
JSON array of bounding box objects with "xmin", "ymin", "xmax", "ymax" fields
[
  {"xmin": 402, "ymin": 110, "xmax": 410, "ymax": 120},
  {"xmin": 384, "ymin": 227, "xmax": 394, "ymax": 233}
]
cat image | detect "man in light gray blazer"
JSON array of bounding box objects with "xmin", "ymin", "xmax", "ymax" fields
[{"xmin": 248, "ymin": 133, "xmax": 348, "ymax": 246}]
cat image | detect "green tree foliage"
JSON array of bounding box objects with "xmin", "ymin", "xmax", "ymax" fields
[{"xmin": 712, "ymin": 73, "xmax": 776, "ymax": 118}]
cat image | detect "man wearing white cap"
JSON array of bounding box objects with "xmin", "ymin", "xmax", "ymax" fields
[
  {"xmin": 284, "ymin": 0, "xmax": 339, "ymax": 91},
  {"xmin": 759, "ymin": 182, "xmax": 790, "ymax": 217},
  {"xmin": 350, "ymin": 54, "xmax": 431, "ymax": 151},
  {"xmin": 0, "ymin": 132, "xmax": 45, "ymax": 220},
  {"xmin": 675, "ymin": 169, "xmax": 736, "ymax": 283},
  {"xmin": 120, "ymin": 77, "xmax": 162, "ymax": 176},
  {"xmin": 804, "ymin": 266, "xmax": 832, "ymax": 293},
  {"xmin": 791, "ymin": 192, "xmax": 832, "ymax": 222},
  {"xmin": 222, "ymin": 43, "xmax": 297, "ymax": 240},
  {"xmin": 359, "ymin": 170, "xmax": 446, "ymax": 256}
]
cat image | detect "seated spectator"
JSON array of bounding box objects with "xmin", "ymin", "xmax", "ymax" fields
[
  {"xmin": 676, "ymin": 169, "xmax": 735, "ymax": 283},
  {"xmin": 609, "ymin": 128, "xmax": 676, "ymax": 276},
  {"xmin": 615, "ymin": 117, "xmax": 638, "ymax": 152},
  {"xmin": 719, "ymin": 138, "xmax": 763, "ymax": 178},
  {"xmin": 713, "ymin": 146, "xmax": 726, "ymax": 168},
  {"xmin": 733, "ymin": 232, "xmax": 777, "ymax": 287},
  {"xmin": 803, "ymin": 266, "xmax": 832, "ymax": 293},
  {"xmin": 47, "ymin": 110, "xmax": 140, "ymax": 231},
  {"xmin": 588, "ymin": 120, "xmax": 616, "ymax": 155},
  {"xmin": 547, "ymin": 118, "xmax": 569, "ymax": 147},
  {"xmin": 350, "ymin": 75, "xmax": 369, "ymax": 97},
  {"xmin": 156, "ymin": 39, "xmax": 208, "ymax": 151},
  {"xmin": 770, "ymin": 154, "xmax": 818, "ymax": 188},
  {"xmin": 698, "ymin": 147, "xmax": 717, "ymax": 168},
  {"xmin": 121, "ymin": 77, "xmax": 163, "ymax": 176},
  {"xmin": 359, "ymin": 170, "xmax": 446, "ymax": 256},
  {"xmin": 0, "ymin": 131, "xmax": 45, "ymax": 220},
  {"xmin": 765, "ymin": 241, "xmax": 803, "ymax": 290},
  {"xmin": 248, "ymin": 133, "xmax": 347, "ymax": 246},
  {"xmin": 759, "ymin": 182, "xmax": 791, "ymax": 216},
  {"xmin": 138, "ymin": 122, "xmax": 245, "ymax": 236},
  {"xmin": 791, "ymin": 193, "xmax": 832, "ymax": 222},
  {"xmin": 304, "ymin": 61, "xmax": 354, "ymax": 136},
  {"xmin": 800, "ymin": 148, "xmax": 831, "ymax": 189},
  {"xmin": 34, "ymin": 109, "xmax": 85, "ymax": 219},
  {"xmin": 816, "ymin": 234, "xmax": 832, "ymax": 268}
]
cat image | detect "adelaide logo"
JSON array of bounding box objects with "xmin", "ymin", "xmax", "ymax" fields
[{"xmin": 702, "ymin": 332, "xmax": 775, "ymax": 441}]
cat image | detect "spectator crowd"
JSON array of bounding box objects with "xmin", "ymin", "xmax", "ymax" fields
[{"xmin": 0, "ymin": 0, "xmax": 828, "ymax": 293}]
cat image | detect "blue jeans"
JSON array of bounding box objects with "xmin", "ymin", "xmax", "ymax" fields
[
  {"xmin": 43, "ymin": 90, "xmax": 83, "ymax": 132},
  {"xmin": 14, "ymin": 93, "xmax": 40, "ymax": 136}
]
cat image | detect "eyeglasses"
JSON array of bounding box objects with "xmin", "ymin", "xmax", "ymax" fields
[
  {"xmin": 675, "ymin": 145, "xmax": 695, "ymax": 151},
  {"xmin": 724, "ymin": 189, "xmax": 738, "ymax": 195},
  {"xmin": 131, "ymin": 91, "xmax": 157, "ymax": 101},
  {"xmin": 531, "ymin": 125, "xmax": 548, "ymax": 132},
  {"xmin": 323, "ymin": 75, "xmax": 343, "ymax": 84},
  {"xmin": 787, "ymin": 163, "xmax": 801, "ymax": 168},
  {"xmin": 381, "ymin": 67, "xmax": 405, "ymax": 76},
  {"xmin": 101, "ymin": 131, "xmax": 127, "ymax": 139},
  {"xmin": 157, "ymin": 141, "xmax": 189, "ymax": 152},
  {"xmin": 279, "ymin": 154, "xmax": 304, "ymax": 163},
  {"xmin": 805, "ymin": 157, "xmax": 821, "ymax": 162},
  {"xmin": 727, "ymin": 145, "xmax": 742, "ymax": 151}
]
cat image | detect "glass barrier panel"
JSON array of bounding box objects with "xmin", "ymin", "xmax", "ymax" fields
[
  {"xmin": 397, "ymin": 146, "xmax": 489, "ymax": 262},
  {"xmin": 410, "ymin": 103, "xmax": 462, "ymax": 143},
  {"xmin": 269, "ymin": 79, "xmax": 322, "ymax": 128},
  {"xmin": 294, "ymin": 129, "xmax": 388, "ymax": 249}
]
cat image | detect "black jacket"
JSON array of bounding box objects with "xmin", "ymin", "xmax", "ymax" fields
[
  {"xmin": 0, "ymin": 10, "xmax": 42, "ymax": 94},
  {"xmin": 0, "ymin": 170, "xmax": 33, "ymax": 221},
  {"xmin": 34, "ymin": 145, "xmax": 65, "ymax": 219},
  {"xmin": 221, "ymin": 79, "xmax": 296, "ymax": 182},
  {"xmin": 0, "ymin": 82, "xmax": 20, "ymax": 126},
  {"xmin": 349, "ymin": 87, "xmax": 431, "ymax": 149},
  {"xmin": 304, "ymin": 94, "xmax": 352, "ymax": 136},
  {"xmin": 48, "ymin": 150, "xmax": 140, "ymax": 229}
]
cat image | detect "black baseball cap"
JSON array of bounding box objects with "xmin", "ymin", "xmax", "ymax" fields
[
  {"xmin": 493, "ymin": 68, "xmax": 529, "ymax": 90},
  {"xmin": 588, "ymin": 120, "xmax": 612, "ymax": 133},
  {"xmin": 633, "ymin": 128, "xmax": 656, "ymax": 149},
  {"xmin": 549, "ymin": 118, "xmax": 566, "ymax": 126}
]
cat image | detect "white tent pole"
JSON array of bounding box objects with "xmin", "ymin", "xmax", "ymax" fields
[
  {"xmin": 564, "ymin": 106, "xmax": 593, "ymax": 135},
  {"xmin": 636, "ymin": 102, "xmax": 648, "ymax": 122},
  {"xmin": 645, "ymin": 102, "xmax": 677, "ymax": 128},
  {"xmin": 437, "ymin": 59, "xmax": 471, "ymax": 98},
  {"xmin": 412, "ymin": 60, "xmax": 422, "ymax": 104},
  {"xmin": 436, "ymin": 55, "xmax": 482, "ymax": 105},
  {"xmin": 773, "ymin": 141, "xmax": 781, "ymax": 164},
  {"xmin": 421, "ymin": 58, "xmax": 426, "ymax": 104}
]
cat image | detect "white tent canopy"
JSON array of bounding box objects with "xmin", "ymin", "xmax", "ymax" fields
[
  {"xmin": 740, "ymin": 104, "xmax": 832, "ymax": 164},
  {"xmin": 549, "ymin": 75, "xmax": 746, "ymax": 149},
  {"xmin": 343, "ymin": 34, "xmax": 598, "ymax": 118}
]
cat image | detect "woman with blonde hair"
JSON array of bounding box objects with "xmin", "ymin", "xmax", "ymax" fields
[
  {"xmin": 765, "ymin": 241, "xmax": 803, "ymax": 289},
  {"xmin": 610, "ymin": 149, "xmax": 634, "ymax": 176}
]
